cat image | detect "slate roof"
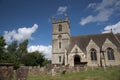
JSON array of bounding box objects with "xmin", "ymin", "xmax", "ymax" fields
[
  {"xmin": 68, "ymin": 33, "xmax": 120, "ymax": 53},
  {"xmin": 115, "ymin": 33, "xmax": 120, "ymax": 42}
]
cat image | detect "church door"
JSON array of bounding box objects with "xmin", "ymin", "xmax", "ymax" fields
[{"xmin": 74, "ymin": 55, "xmax": 80, "ymax": 65}]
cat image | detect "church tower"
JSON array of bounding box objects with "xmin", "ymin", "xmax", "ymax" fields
[{"xmin": 52, "ymin": 16, "xmax": 70, "ymax": 65}]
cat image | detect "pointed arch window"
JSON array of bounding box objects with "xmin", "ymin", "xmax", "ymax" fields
[
  {"xmin": 58, "ymin": 24, "xmax": 62, "ymax": 32},
  {"xmin": 107, "ymin": 47, "xmax": 115, "ymax": 60},
  {"xmin": 90, "ymin": 48, "xmax": 97, "ymax": 61},
  {"xmin": 59, "ymin": 42, "xmax": 61, "ymax": 49},
  {"xmin": 59, "ymin": 56, "xmax": 61, "ymax": 62}
]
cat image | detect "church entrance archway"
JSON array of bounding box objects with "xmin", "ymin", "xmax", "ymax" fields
[{"xmin": 74, "ymin": 55, "xmax": 80, "ymax": 65}]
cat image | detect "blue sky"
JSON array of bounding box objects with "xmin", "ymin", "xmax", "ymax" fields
[{"xmin": 0, "ymin": 0, "xmax": 120, "ymax": 59}]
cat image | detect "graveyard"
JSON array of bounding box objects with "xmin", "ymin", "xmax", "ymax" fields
[
  {"xmin": 28, "ymin": 66, "xmax": 120, "ymax": 80},
  {"xmin": 0, "ymin": 0, "xmax": 120, "ymax": 80}
]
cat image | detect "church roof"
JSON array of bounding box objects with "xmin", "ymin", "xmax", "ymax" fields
[
  {"xmin": 115, "ymin": 33, "xmax": 120, "ymax": 42},
  {"xmin": 68, "ymin": 33, "xmax": 120, "ymax": 53}
]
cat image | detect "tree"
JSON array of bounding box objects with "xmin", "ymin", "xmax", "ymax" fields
[
  {"xmin": 0, "ymin": 36, "xmax": 6, "ymax": 62},
  {"xmin": 7, "ymin": 40, "xmax": 18, "ymax": 56},
  {"xmin": 16, "ymin": 39, "xmax": 28, "ymax": 61},
  {"xmin": 21, "ymin": 51, "xmax": 47, "ymax": 66},
  {"xmin": 0, "ymin": 37, "xmax": 16, "ymax": 65},
  {"xmin": 0, "ymin": 36, "xmax": 6, "ymax": 53},
  {"xmin": 0, "ymin": 39, "xmax": 29, "ymax": 69},
  {"xmin": 6, "ymin": 40, "xmax": 19, "ymax": 69},
  {"xmin": 0, "ymin": 37, "xmax": 50, "ymax": 68}
]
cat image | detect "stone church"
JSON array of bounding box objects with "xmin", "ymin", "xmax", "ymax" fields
[{"xmin": 52, "ymin": 16, "xmax": 120, "ymax": 67}]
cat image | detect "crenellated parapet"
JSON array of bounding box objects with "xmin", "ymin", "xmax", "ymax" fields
[{"xmin": 52, "ymin": 16, "xmax": 69, "ymax": 24}]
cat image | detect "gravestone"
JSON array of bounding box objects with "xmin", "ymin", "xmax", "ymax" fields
[{"xmin": 51, "ymin": 68, "xmax": 56, "ymax": 76}]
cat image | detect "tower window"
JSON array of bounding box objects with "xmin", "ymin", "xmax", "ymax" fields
[
  {"xmin": 58, "ymin": 35, "xmax": 62, "ymax": 39},
  {"xmin": 58, "ymin": 24, "xmax": 62, "ymax": 32},
  {"xmin": 59, "ymin": 56, "xmax": 61, "ymax": 62},
  {"xmin": 59, "ymin": 42, "xmax": 61, "ymax": 48},
  {"xmin": 107, "ymin": 47, "xmax": 115, "ymax": 60},
  {"xmin": 90, "ymin": 48, "xmax": 97, "ymax": 61}
]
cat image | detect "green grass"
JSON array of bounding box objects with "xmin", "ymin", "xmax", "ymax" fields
[{"xmin": 28, "ymin": 67, "xmax": 120, "ymax": 80}]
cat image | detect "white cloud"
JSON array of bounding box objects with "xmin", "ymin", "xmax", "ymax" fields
[
  {"xmin": 57, "ymin": 6, "xmax": 68, "ymax": 15},
  {"xmin": 80, "ymin": 15, "xmax": 94, "ymax": 26},
  {"xmin": 80, "ymin": 0, "xmax": 120, "ymax": 25},
  {"xmin": 27, "ymin": 45, "xmax": 52, "ymax": 60},
  {"xmin": 102, "ymin": 21, "xmax": 120, "ymax": 33},
  {"xmin": 3, "ymin": 24, "xmax": 38, "ymax": 43},
  {"xmin": 87, "ymin": 3, "xmax": 96, "ymax": 8}
]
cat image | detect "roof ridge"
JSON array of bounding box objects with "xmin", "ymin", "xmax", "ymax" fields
[
  {"xmin": 71, "ymin": 33, "xmax": 112, "ymax": 38},
  {"xmin": 113, "ymin": 33, "xmax": 120, "ymax": 45}
]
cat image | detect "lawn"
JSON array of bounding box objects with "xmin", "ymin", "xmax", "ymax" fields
[{"xmin": 28, "ymin": 66, "xmax": 120, "ymax": 80}]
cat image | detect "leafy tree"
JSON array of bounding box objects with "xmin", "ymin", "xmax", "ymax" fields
[
  {"xmin": 7, "ymin": 40, "xmax": 18, "ymax": 56},
  {"xmin": 21, "ymin": 53, "xmax": 37, "ymax": 66},
  {"xmin": 0, "ymin": 36, "xmax": 6, "ymax": 62},
  {"xmin": 6, "ymin": 40, "xmax": 19, "ymax": 69},
  {"xmin": 0, "ymin": 39, "xmax": 29, "ymax": 69},
  {"xmin": 16, "ymin": 39, "xmax": 28, "ymax": 61},
  {"xmin": 21, "ymin": 51, "xmax": 47, "ymax": 66},
  {"xmin": 0, "ymin": 37, "xmax": 50, "ymax": 69},
  {"xmin": 0, "ymin": 36, "xmax": 6, "ymax": 53},
  {"xmin": 7, "ymin": 40, "xmax": 18, "ymax": 62}
]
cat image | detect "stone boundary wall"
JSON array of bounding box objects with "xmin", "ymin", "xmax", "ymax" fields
[
  {"xmin": 16, "ymin": 65, "xmax": 28, "ymax": 80},
  {"xmin": 1, "ymin": 63, "xmax": 111, "ymax": 79},
  {"xmin": 28, "ymin": 66, "xmax": 42, "ymax": 75},
  {"xmin": 0, "ymin": 63, "xmax": 13, "ymax": 80},
  {"xmin": 27, "ymin": 64, "xmax": 54, "ymax": 75},
  {"xmin": 53, "ymin": 65, "xmax": 87, "ymax": 73},
  {"xmin": 0, "ymin": 63, "xmax": 28, "ymax": 80},
  {"xmin": 27, "ymin": 64, "xmax": 87, "ymax": 76},
  {"xmin": 0, "ymin": 63, "xmax": 89, "ymax": 80}
]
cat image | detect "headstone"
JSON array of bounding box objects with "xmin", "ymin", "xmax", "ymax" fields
[
  {"xmin": 51, "ymin": 68, "xmax": 56, "ymax": 76},
  {"xmin": 28, "ymin": 66, "xmax": 32, "ymax": 72},
  {"xmin": 101, "ymin": 59, "xmax": 106, "ymax": 71},
  {"xmin": 84, "ymin": 65, "xmax": 87, "ymax": 71},
  {"xmin": 62, "ymin": 70, "xmax": 66, "ymax": 74}
]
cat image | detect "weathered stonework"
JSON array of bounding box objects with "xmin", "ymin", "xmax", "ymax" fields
[
  {"xmin": 16, "ymin": 65, "xmax": 28, "ymax": 80},
  {"xmin": 52, "ymin": 17, "xmax": 70, "ymax": 65},
  {"xmin": 0, "ymin": 63, "xmax": 13, "ymax": 80},
  {"xmin": 102, "ymin": 38, "xmax": 120, "ymax": 66},
  {"xmin": 52, "ymin": 17, "xmax": 120, "ymax": 67},
  {"xmin": 86, "ymin": 39, "xmax": 100, "ymax": 67}
]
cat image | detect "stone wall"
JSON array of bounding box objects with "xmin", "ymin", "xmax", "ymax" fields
[
  {"xmin": 27, "ymin": 64, "xmax": 87, "ymax": 76},
  {"xmin": 28, "ymin": 66, "xmax": 41, "ymax": 75},
  {"xmin": 0, "ymin": 63, "xmax": 13, "ymax": 80},
  {"xmin": 86, "ymin": 38, "xmax": 120, "ymax": 67},
  {"xmin": 28, "ymin": 64, "xmax": 54, "ymax": 75},
  {"xmin": 54, "ymin": 65, "xmax": 87, "ymax": 73},
  {"xmin": 0, "ymin": 63, "xmax": 29, "ymax": 80},
  {"xmin": 16, "ymin": 65, "xmax": 28, "ymax": 80},
  {"xmin": 102, "ymin": 39, "xmax": 120, "ymax": 66}
]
